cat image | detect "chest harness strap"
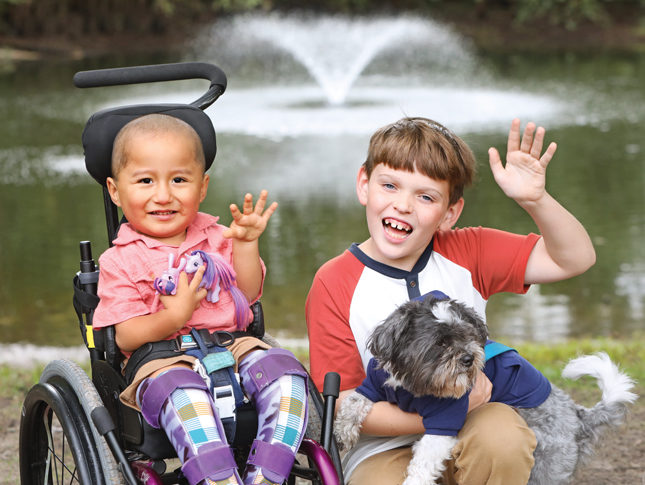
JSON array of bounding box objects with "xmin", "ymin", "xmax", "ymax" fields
[{"xmin": 184, "ymin": 328, "xmax": 246, "ymax": 443}]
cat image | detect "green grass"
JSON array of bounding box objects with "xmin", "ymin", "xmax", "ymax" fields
[
  {"xmin": 0, "ymin": 359, "xmax": 92, "ymax": 397},
  {"xmin": 2, "ymin": 336, "xmax": 643, "ymax": 404},
  {"xmin": 509, "ymin": 335, "xmax": 645, "ymax": 391},
  {"xmin": 281, "ymin": 336, "xmax": 645, "ymax": 406},
  {"xmin": 0, "ymin": 365, "xmax": 44, "ymax": 398}
]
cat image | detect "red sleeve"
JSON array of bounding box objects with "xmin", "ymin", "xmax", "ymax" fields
[
  {"xmin": 434, "ymin": 227, "xmax": 540, "ymax": 300},
  {"xmin": 305, "ymin": 252, "xmax": 366, "ymax": 391}
]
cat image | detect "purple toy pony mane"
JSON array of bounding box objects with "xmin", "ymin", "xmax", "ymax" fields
[{"xmin": 187, "ymin": 250, "xmax": 250, "ymax": 330}]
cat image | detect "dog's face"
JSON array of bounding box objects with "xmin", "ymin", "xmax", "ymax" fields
[{"xmin": 367, "ymin": 297, "xmax": 489, "ymax": 398}]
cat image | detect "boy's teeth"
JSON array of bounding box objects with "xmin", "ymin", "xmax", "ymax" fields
[{"xmin": 385, "ymin": 219, "xmax": 411, "ymax": 232}]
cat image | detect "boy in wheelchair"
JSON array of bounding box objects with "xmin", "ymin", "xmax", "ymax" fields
[{"xmin": 92, "ymin": 113, "xmax": 308, "ymax": 485}]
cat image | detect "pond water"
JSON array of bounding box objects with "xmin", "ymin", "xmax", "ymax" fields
[{"xmin": 2, "ymin": 14, "xmax": 645, "ymax": 347}]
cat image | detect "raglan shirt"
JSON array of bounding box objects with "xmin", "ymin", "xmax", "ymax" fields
[
  {"xmin": 356, "ymin": 341, "xmax": 552, "ymax": 437},
  {"xmin": 305, "ymin": 226, "xmax": 540, "ymax": 478}
]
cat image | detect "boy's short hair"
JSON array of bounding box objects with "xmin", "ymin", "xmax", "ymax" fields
[
  {"xmin": 363, "ymin": 117, "xmax": 477, "ymax": 205},
  {"xmin": 111, "ymin": 113, "xmax": 206, "ymax": 178}
]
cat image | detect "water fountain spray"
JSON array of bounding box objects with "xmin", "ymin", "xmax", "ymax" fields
[{"xmin": 197, "ymin": 14, "xmax": 475, "ymax": 106}]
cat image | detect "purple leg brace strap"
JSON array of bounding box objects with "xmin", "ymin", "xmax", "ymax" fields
[
  {"xmin": 182, "ymin": 441, "xmax": 239, "ymax": 484},
  {"xmin": 139, "ymin": 368, "xmax": 209, "ymax": 428},
  {"xmin": 247, "ymin": 440, "xmax": 296, "ymax": 484},
  {"xmin": 241, "ymin": 348, "xmax": 309, "ymax": 398},
  {"xmin": 239, "ymin": 349, "xmax": 309, "ymax": 484}
]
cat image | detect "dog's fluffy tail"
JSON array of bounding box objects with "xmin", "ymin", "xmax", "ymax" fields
[{"xmin": 562, "ymin": 352, "xmax": 637, "ymax": 463}]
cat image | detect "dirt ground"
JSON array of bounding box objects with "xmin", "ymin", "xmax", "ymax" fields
[
  {"xmin": 0, "ymin": 393, "xmax": 22, "ymax": 485},
  {"xmin": 1, "ymin": 381, "xmax": 643, "ymax": 484},
  {"xmin": 569, "ymin": 386, "xmax": 645, "ymax": 485}
]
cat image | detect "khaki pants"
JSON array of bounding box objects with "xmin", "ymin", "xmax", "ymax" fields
[
  {"xmin": 347, "ymin": 403, "xmax": 536, "ymax": 485},
  {"xmin": 119, "ymin": 336, "xmax": 271, "ymax": 410}
]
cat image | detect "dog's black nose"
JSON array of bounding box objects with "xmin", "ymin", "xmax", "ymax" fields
[{"xmin": 460, "ymin": 354, "xmax": 474, "ymax": 367}]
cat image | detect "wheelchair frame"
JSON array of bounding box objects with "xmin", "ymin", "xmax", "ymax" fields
[{"xmin": 18, "ymin": 62, "xmax": 344, "ymax": 485}]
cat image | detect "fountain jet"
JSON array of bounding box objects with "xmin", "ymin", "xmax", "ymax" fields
[{"xmin": 198, "ymin": 14, "xmax": 475, "ymax": 106}]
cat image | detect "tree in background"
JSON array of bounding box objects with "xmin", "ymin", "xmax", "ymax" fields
[{"xmin": 0, "ymin": 0, "xmax": 642, "ymax": 37}]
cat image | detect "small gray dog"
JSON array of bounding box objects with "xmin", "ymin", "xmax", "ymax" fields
[{"xmin": 334, "ymin": 296, "xmax": 637, "ymax": 485}]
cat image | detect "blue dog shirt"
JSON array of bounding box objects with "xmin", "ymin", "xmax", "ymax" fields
[{"xmin": 356, "ymin": 341, "xmax": 552, "ymax": 437}]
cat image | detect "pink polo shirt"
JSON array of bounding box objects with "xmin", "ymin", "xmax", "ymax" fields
[{"xmin": 93, "ymin": 212, "xmax": 262, "ymax": 342}]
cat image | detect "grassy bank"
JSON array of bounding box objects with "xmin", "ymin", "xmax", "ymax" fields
[
  {"xmin": 513, "ymin": 335, "xmax": 645, "ymax": 391},
  {"xmin": 1, "ymin": 336, "xmax": 643, "ymax": 410},
  {"xmin": 0, "ymin": 338, "xmax": 643, "ymax": 484}
]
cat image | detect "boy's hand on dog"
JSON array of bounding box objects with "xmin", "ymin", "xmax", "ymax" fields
[
  {"xmin": 467, "ymin": 372, "xmax": 492, "ymax": 414},
  {"xmin": 488, "ymin": 118, "xmax": 557, "ymax": 206},
  {"xmin": 159, "ymin": 265, "xmax": 208, "ymax": 329},
  {"xmin": 223, "ymin": 190, "xmax": 278, "ymax": 242}
]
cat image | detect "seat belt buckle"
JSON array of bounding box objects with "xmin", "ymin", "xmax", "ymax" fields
[
  {"xmin": 213, "ymin": 385, "xmax": 236, "ymax": 420},
  {"xmin": 176, "ymin": 334, "xmax": 198, "ymax": 351}
]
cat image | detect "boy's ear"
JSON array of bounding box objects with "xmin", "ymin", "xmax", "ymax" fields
[
  {"xmin": 356, "ymin": 166, "xmax": 369, "ymax": 207},
  {"xmin": 106, "ymin": 177, "xmax": 122, "ymax": 208},
  {"xmin": 439, "ymin": 197, "xmax": 464, "ymax": 231},
  {"xmin": 200, "ymin": 173, "xmax": 210, "ymax": 203}
]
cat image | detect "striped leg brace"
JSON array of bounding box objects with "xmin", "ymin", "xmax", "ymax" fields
[
  {"xmin": 137, "ymin": 368, "xmax": 243, "ymax": 485},
  {"xmin": 238, "ymin": 349, "xmax": 309, "ymax": 485}
]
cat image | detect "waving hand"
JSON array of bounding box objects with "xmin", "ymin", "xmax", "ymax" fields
[
  {"xmin": 488, "ymin": 118, "xmax": 557, "ymax": 204},
  {"xmin": 223, "ymin": 190, "xmax": 278, "ymax": 242}
]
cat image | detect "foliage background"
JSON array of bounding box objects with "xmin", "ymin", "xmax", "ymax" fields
[{"xmin": 1, "ymin": 0, "xmax": 645, "ymax": 38}]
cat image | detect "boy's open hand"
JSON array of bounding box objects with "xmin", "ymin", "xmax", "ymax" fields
[
  {"xmin": 489, "ymin": 118, "xmax": 557, "ymax": 205},
  {"xmin": 159, "ymin": 265, "xmax": 207, "ymax": 330},
  {"xmin": 223, "ymin": 190, "xmax": 278, "ymax": 242}
]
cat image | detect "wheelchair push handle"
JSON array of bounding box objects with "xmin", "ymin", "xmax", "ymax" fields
[
  {"xmin": 73, "ymin": 62, "xmax": 228, "ymax": 110},
  {"xmin": 323, "ymin": 371, "xmax": 341, "ymax": 398},
  {"xmin": 79, "ymin": 241, "xmax": 97, "ymax": 277}
]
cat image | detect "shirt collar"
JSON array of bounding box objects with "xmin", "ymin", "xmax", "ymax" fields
[
  {"xmin": 112, "ymin": 212, "xmax": 220, "ymax": 249},
  {"xmin": 348, "ymin": 238, "xmax": 434, "ymax": 279}
]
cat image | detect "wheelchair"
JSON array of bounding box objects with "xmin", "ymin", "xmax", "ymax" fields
[{"xmin": 18, "ymin": 62, "xmax": 344, "ymax": 485}]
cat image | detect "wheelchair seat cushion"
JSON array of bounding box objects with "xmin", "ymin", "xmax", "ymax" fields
[{"xmin": 82, "ymin": 104, "xmax": 217, "ymax": 186}]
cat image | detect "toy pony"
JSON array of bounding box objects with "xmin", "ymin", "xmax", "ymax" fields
[
  {"xmin": 184, "ymin": 250, "xmax": 250, "ymax": 330},
  {"xmin": 153, "ymin": 253, "xmax": 186, "ymax": 296}
]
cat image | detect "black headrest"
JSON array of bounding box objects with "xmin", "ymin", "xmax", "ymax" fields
[{"xmin": 82, "ymin": 104, "xmax": 216, "ymax": 186}]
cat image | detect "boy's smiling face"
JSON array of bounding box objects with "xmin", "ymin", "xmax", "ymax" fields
[
  {"xmin": 357, "ymin": 164, "xmax": 463, "ymax": 271},
  {"xmin": 106, "ymin": 131, "xmax": 209, "ymax": 247}
]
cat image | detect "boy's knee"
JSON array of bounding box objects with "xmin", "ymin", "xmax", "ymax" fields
[{"xmin": 453, "ymin": 403, "xmax": 536, "ymax": 480}]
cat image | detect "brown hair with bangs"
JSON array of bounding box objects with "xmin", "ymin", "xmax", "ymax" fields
[{"xmin": 363, "ymin": 117, "xmax": 477, "ymax": 206}]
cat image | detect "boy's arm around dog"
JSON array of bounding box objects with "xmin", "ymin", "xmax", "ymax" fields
[{"xmin": 489, "ymin": 119, "xmax": 595, "ymax": 285}]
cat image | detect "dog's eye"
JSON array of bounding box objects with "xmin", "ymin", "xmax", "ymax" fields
[{"xmin": 436, "ymin": 340, "xmax": 447, "ymax": 347}]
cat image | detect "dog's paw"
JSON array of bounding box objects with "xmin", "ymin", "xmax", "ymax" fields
[
  {"xmin": 402, "ymin": 435, "xmax": 458, "ymax": 485},
  {"xmin": 333, "ymin": 392, "xmax": 374, "ymax": 451},
  {"xmin": 402, "ymin": 471, "xmax": 437, "ymax": 485}
]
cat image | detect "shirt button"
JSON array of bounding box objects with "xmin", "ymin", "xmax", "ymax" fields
[{"xmin": 410, "ymin": 281, "xmax": 417, "ymax": 288}]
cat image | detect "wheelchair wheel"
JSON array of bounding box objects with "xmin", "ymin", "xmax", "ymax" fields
[
  {"xmin": 39, "ymin": 359, "xmax": 124, "ymax": 484},
  {"xmin": 20, "ymin": 380, "xmax": 103, "ymax": 484},
  {"xmin": 20, "ymin": 359, "xmax": 125, "ymax": 484}
]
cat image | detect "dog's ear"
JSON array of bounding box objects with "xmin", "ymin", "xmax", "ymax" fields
[
  {"xmin": 468, "ymin": 305, "xmax": 489, "ymax": 342},
  {"xmin": 453, "ymin": 300, "xmax": 489, "ymax": 343},
  {"xmin": 367, "ymin": 304, "xmax": 409, "ymax": 364}
]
